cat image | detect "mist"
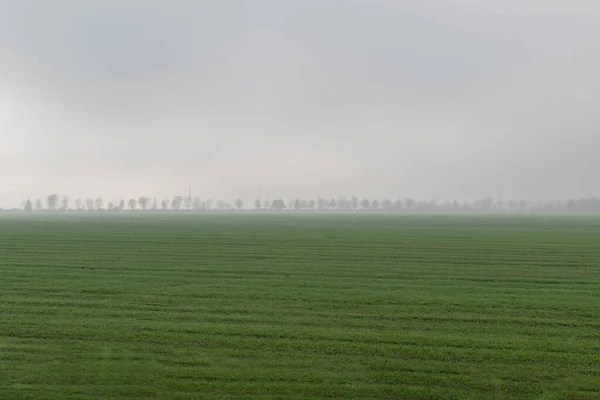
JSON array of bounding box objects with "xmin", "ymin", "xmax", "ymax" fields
[{"xmin": 2, "ymin": 0, "xmax": 600, "ymax": 208}]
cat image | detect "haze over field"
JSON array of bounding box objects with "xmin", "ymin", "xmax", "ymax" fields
[{"xmin": 1, "ymin": 0, "xmax": 599, "ymax": 208}]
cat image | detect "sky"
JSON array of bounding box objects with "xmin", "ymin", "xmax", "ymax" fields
[{"xmin": 1, "ymin": 0, "xmax": 600, "ymax": 207}]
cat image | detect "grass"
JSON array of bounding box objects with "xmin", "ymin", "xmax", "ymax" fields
[{"xmin": 1, "ymin": 213, "xmax": 600, "ymax": 399}]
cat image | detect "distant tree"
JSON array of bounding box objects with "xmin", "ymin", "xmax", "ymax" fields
[
  {"xmin": 404, "ymin": 197, "xmax": 414, "ymax": 210},
  {"xmin": 108, "ymin": 202, "xmax": 115, "ymax": 211},
  {"xmin": 235, "ymin": 198, "xmax": 244, "ymax": 209},
  {"xmin": 371, "ymin": 199, "xmax": 380, "ymax": 209},
  {"xmin": 330, "ymin": 198, "xmax": 336, "ymax": 209},
  {"xmin": 85, "ymin": 198, "xmax": 95, "ymax": 211},
  {"xmin": 307, "ymin": 199, "xmax": 316, "ymax": 209},
  {"xmin": 254, "ymin": 199, "xmax": 261, "ymax": 209},
  {"xmin": 35, "ymin": 198, "xmax": 43, "ymax": 211},
  {"xmin": 452, "ymin": 200, "xmax": 460, "ymax": 210},
  {"xmin": 361, "ymin": 199, "xmax": 370, "ymax": 209},
  {"xmin": 161, "ymin": 199, "xmax": 169, "ymax": 211},
  {"xmin": 481, "ymin": 196, "xmax": 494, "ymax": 211},
  {"xmin": 75, "ymin": 199, "xmax": 83, "ymax": 210},
  {"xmin": 192, "ymin": 197, "xmax": 201, "ymax": 211},
  {"xmin": 270, "ymin": 199, "xmax": 285, "ymax": 211},
  {"xmin": 394, "ymin": 199, "xmax": 403, "ymax": 211},
  {"xmin": 382, "ymin": 199, "xmax": 394, "ymax": 211},
  {"xmin": 61, "ymin": 196, "xmax": 69, "ymax": 210},
  {"xmin": 351, "ymin": 197, "xmax": 359, "ymax": 210},
  {"xmin": 128, "ymin": 198, "xmax": 137, "ymax": 210},
  {"xmin": 262, "ymin": 200, "xmax": 270, "ymax": 209},
  {"xmin": 47, "ymin": 193, "xmax": 59, "ymax": 211},
  {"xmin": 206, "ymin": 199, "xmax": 213, "ymax": 210},
  {"xmin": 496, "ymin": 200, "xmax": 505, "ymax": 211},
  {"xmin": 22, "ymin": 199, "xmax": 33, "ymax": 211},
  {"xmin": 294, "ymin": 198, "xmax": 301, "ymax": 210},
  {"xmin": 138, "ymin": 197, "xmax": 150, "ymax": 211},
  {"xmin": 95, "ymin": 197, "xmax": 103, "ymax": 210},
  {"xmin": 317, "ymin": 197, "xmax": 328, "ymax": 210},
  {"xmin": 171, "ymin": 196, "xmax": 184, "ymax": 210}
]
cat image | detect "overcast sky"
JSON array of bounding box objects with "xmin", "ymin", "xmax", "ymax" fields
[{"xmin": 1, "ymin": 0, "xmax": 599, "ymax": 207}]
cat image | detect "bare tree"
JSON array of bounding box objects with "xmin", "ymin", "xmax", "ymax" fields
[
  {"xmin": 61, "ymin": 196, "xmax": 69, "ymax": 210},
  {"xmin": 235, "ymin": 198, "xmax": 243, "ymax": 210},
  {"xmin": 85, "ymin": 198, "xmax": 95, "ymax": 211},
  {"xmin": 171, "ymin": 196, "xmax": 183, "ymax": 210},
  {"xmin": 47, "ymin": 193, "xmax": 59, "ymax": 211},
  {"xmin": 138, "ymin": 197, "xmax": 150, "ymax": 211},
  {"xmin": 128, "ymin": 198, "xmax": 137, "ymax": 210},
  {"xmin": 192, "ymin": 197, "xmax": 201, "ymax": 211},
  {"xmin": 22, "ymin": 199, "xmax": 33, "ymax": 211}
]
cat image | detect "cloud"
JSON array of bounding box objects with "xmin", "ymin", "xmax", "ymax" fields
[{"xmin": 1, "ymin": 0, "xmax": 599, "ymax": 206}]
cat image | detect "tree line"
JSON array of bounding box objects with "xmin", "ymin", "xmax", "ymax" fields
[{"xmin": 15, "ymin": 194, "xmax": 600, "ymax": 213}]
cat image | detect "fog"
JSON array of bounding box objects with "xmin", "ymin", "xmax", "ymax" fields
[{"xmin": 2, "ymin": 0, "xmax": 600, "ymax": 208}]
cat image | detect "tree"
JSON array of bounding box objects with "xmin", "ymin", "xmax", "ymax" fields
[
  {"xmin": 317, "ymin": 197, "xmax": 328, "ymax": 210},
  {"xmin": 161, "ymin": 199, "xmax": 169, "ymax": 211},
  {"xmin": 192, "ymin": 197, "xmax": 201, "ymax": 211},
  {"xmin": 184, "ymin": 196, "xmax": 192, "ymax": 211},
  {"xmin": 108, "ymin": 202, "xmax": 115, "ymax": 211},
  {"xmin": 254, "ymin": 199, "xmax": 261, "ymax": 209},
  {"xmin": 405, "ymin": 197, "xmax": 415, "ymax": 210},
  {"xmin": 394, "ymin": 199, "xmax": 403, "ymax": 211},
  {"xmin": 138, "ymin": 197, "xmax": 150, "ymax": 211},
  {"xmin": 119, "ymin": 199, "xmax": 125, "ymax": 211},
  {"xmin": 382, "ymin": 199, "xmax": 394, "ymax": 211},
  {"xmin": 235, "ymin": 198, "xmax": 244, "ymax": 209},
  {"xmin": 361, "ymin": 199, "xmax": 370, "ymax": 209},
  {"xmin": 95, "ymin": 197, "xmax": 104, "ymax": 210},
  {"xmin": 23, "ymin": 199, "xmax": 33, "ymax": 211},
  {"xmin": 171, "ymin": 196, "xmax": 184, "ymax": 210},
  {"xmin": 35, "ymin": 198, "xmax": 43, "ymax": 211},
  {"xmin": 371, "ymin": 199, "xmax": 380, "ymax": 209},
  {"xmin": 47, "ymin": 193, "xmax": 59, "ymax": 211},
  {"xmin": 294, "ymin": 198, "xmax": 301, "ymax": 210},
  {"xmin": 128, "ymin": 198, "xmax": 137, "ymax": 210},
  {"xmin": 61, "ymin": 196, "xmax": 69, "ymax": 210},
  {"xmin": 85, "ymin": 198, "xmax": 95, "ymax": 211},
  {"xmin": 307, "ymin": 200, "xmax": 316, "ymax": 209},
  {"xmin": 151, "ymin": 197, "xmax": 158, "ymax": 211},
  {"xmin": 75, "ymin": 199, "xmax": 83, "ymax": 210},
  {"xmin": 270, "ymin": 199, "xmax": 285, "ymax": 211}
]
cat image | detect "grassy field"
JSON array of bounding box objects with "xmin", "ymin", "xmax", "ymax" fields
[{"xmin": 1, "ymin": 213, "xmax": 600, "ymax": 399}]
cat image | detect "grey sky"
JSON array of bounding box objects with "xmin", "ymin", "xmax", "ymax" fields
[{"xmin": 1, "ymin": 0, "xmax": 599, "ymax": 207}]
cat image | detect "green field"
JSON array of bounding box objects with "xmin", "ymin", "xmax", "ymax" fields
[{"xmin": 1, "ymin": 213, "xmax": 600, "ymax": 399}]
